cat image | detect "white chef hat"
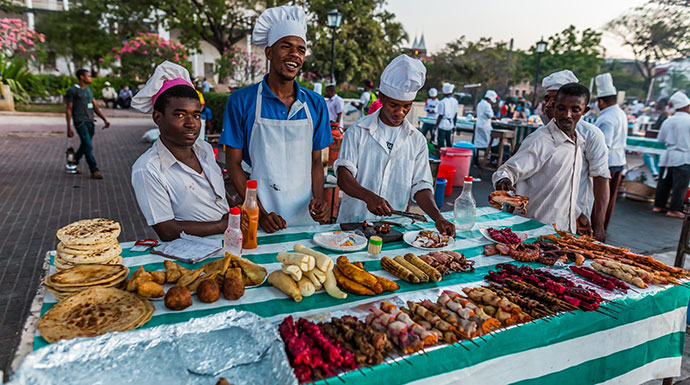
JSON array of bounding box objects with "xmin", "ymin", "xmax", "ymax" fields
[
  {"xmin": 104, "ymin": 81, "xmax": 111, "ymax": 86},
  {"xmin": 484, "ymin": 90, "xmax": 498, "ymax": 102},
  {"xmin": 428, "ymin": 88, "xmax": 438, "ymax": 97},
  {"xmin": 442, "ymin": 82, "xmax": 455, "ymax": 95},
  {"xmin": 542, "ymin": 70, "xmax": 578, "ymax": 91},
  {"xmin": 252, "ymin": 5, "xmax": 307, "ymax": 50},
  {"xmin": 670, "ymin": 91, "xmax": 690, "ymax": 109},
  {"xmin": 131, "ymin": 61, "xmax": 194, "ymax": 114},
  {"xmin": 378, "ymin": 54, "xmax": 426, "ymax": 101},
  {"xmin": 595, "ymin": 73, "xmax": 617, "ymax": 98}
]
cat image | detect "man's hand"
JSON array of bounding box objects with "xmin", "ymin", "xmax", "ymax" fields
[
  {"xmin": 365, "ymin": 194, "xmax": 393, "ymax": 217},
  {"xmin": 309, "ymin": 199, "xmax": 329, "ymax": 223},
  {"xmin": 435, "ymin": 218, "xmax": 456, "ymax": 237},
  {"xmin": 259, "ymin": 212, "xmax": 286, "ymax": 233},
  {"xmin": 494, "ymin": 178, "xmax": 514, "ymax": 192},
  {"xmin": 576, "ymin": 214, "xmax": 593, "ymax": 237},
  {"xmin": 67, "ymin": 127, "xmax": 75, "ymax": 138},
  {"xmin": 103, "ymin": 119, "xmax": 110, "ymax": 129}
]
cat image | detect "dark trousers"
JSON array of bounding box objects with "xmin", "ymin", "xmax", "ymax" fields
[
  {"xmin": 654, "ymin": 165, "xmax": 690, "ymax": 212},
  {"xmin": 604, "ymin": 167, "xmax": 623, "ymax": 230},
  {"xmin": 75, "ymin": 122, "xmax": 98, "ymax": 172},
  {"xmin": 422, "ymin": 124, "xmax": 435, "ymax": 141},
  {"xmin": 437, "ymin": 129, "xmax": 452, "ymax": 149}
]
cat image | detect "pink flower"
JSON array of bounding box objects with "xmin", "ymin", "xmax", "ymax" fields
[{"xmin": 99, "ymin": 58, "xmax": 104, "ymax": 62}]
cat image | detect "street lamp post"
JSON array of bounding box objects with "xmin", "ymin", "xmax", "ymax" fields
[
  {"xmin": 326, "ymin": 9, "xmax": 342, "ymax": 84},
  {"xmin": 532, "ymin": 37, "xmax": 547, "ymax": 106}
]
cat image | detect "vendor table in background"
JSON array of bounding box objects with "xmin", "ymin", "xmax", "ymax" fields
[
  {"xmin": 418, "ymin": 116, "xmax": 475, "ymax": 135},
  {"xmin": 20, "ymin": 207, "xmax": 690, "ymax": 384},
  {"xmin": 491, "ymin": 121, "xmax": 540, "ymax": 151},
  {"xmin": 626, "ymin": 136, "xmax": 666, "ymax": 156}
]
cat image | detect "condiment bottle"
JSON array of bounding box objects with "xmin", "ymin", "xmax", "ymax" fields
[
  {"xmin": 453, "ymin": 176, "xmax": 476, "ymax": 232},
  {"xmin": 241, "ymin": 180, "xmax": 260, "ymax": 249},
  {"xmin": 224, "ymin": 206, "xmax": 242, "ymax": 256},
  {"xmin": 368, "ymin": 236, "xmax": 383, "ymax": 258}
]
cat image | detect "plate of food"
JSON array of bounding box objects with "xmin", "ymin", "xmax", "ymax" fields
[
  {"xmin": 403, "ymin": 230, "xmax": 455, "ymax": 251},
  {"xmin": 479, "ymin": 227, "xmax": 528, "ymax": 246},
  {"xmin": 312, "ymin": 231, "xmax": 368, "ymax": 252}
]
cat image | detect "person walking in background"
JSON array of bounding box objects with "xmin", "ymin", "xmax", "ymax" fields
[
  {"xmin": 325, "ymin": 84, "xmax": 344, "ymax": 129},
  {"xmin": 351, "ymin": 80, "xmax": 377, "ymax": 117},
  {"xmin": 654, "ymin": 91, "xmax": 690, "ymax": 218},
  {"xmin": 422, "ymin": 87, "xmax": 440, "ymax": 140},
  {"xmin": 202, "ymin": 77, "xmax": 212, "ymax": 93},
  {"xmin": 653, "ymin": 98, "xmax": 669, "ymax": 131},
  {"xmin": 101, "ymin": 81, "xmax": 117, "ymax": 109},
  {"xmin": 434, "ymin": 82, "xmax": 458, "ymax": 149},
  {"xmin": 65, "ymin": 69, "xmax": 110, "ymax": 179},
  {"xmin": 118, "ymin": 85, "xmax": 133, "ymax": 109}
]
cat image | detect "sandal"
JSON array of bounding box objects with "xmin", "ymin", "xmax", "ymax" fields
[{"xmin": 666, "ymin": 211, "xmax": 685, "ymax": 218}]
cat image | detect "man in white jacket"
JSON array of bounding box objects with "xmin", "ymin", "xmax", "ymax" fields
[
  {"xmin": 474, "ymin": 90, "xmax": 498, "ymax": 150},
  {"xmin": 335, "ymin": 54, "xmax": 455, "ymax": 236}
]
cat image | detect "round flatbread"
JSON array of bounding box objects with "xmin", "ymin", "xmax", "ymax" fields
[
  {"xmin": 57, "ymin": 239, "xmax": 120, "ymax": 254},
  {"xmin": 133, "ymin": 298, "xmax": 155, "ymax": 329},
  {"xmin": 56, "ymin": 219, "xmax": 121, "ymax": 246},
  {"xmin": 56, "ymin": 244, "xmax": 122, "ymax": 265},
  {"xmin": 38, "ymin": 287, "xmax": 148, "ymax": 343},
  {"xmin": 45, "ymin": 264, "xmax": 129, "ymax": 288}
]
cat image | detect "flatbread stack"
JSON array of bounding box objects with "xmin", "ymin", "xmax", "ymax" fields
[
  {"xmin": 55, "ymin": 218, "xmax": 123, "ymax": 271},
  {"xmin": 38, "ymin": 287, "xmax": 154, "ymax": 343},
  {"xmin": 44, "ymin": 264, "xmax": 130, "ymax": 301}
]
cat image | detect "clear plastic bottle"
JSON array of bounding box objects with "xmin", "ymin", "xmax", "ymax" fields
[
  {"xmin": 454, "ymin": 176, "xmax": 476, "ymax": 232},
  {"xmin": 224, "ymin": 206, "xmax": 243, "ymax": 256}
]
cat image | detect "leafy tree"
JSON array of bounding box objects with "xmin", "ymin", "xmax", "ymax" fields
[
  {"xmin": 0, "ymin": 18, "xmax": 44, "ymax": 60},
  {"xmin": 104, "ymin": 33, "xmax": 190, "ymax": 82},
  {"xmin": 215, "ymin": 46, "xmax": 263, "ymax": 86},
  {"xmin": 600, "ymin": 60, "xmax": 648, "ymax": 100}
]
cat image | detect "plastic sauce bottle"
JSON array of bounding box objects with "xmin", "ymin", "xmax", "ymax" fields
[
  {"xmin": 224, "ymin": 206, "xmax": 243, "ymax": 256},
  {"xmin": 454, "ymin": 176, "xmax": 476, "ymax": 232},
  {"xmin": 241, "ymin": 180, "xmax": 260, "ymax": 249}
]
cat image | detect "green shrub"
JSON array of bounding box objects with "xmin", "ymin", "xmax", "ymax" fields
[
  {"xmin": 202, "ymin": 92, "xmax": 230, "ymax": 132},
  {"xmin": 24, "ymin": 74, "xmax": 135, "ymax": 100}
]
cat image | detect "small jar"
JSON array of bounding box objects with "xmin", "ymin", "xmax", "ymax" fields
[{"xmin": 368, "ymin": 236, "xmax": 383, "ymax": 258}]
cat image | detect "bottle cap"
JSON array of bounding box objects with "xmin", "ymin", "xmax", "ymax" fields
[
  {"xmin": 464, "ymin": 176, "xmax": 473, "ymax": 182},
  {"xmin": 369, "ymin": 236, "xmax": 383, "ymax": 245},
  {"xmin": 229, "ymin": 206, "xmax": 241, "ymax": 215},
  {"xmin": 247, "ymin": 180, "xmax": 257, "ymax": 189}
]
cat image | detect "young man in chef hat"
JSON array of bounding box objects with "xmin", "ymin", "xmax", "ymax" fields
[
  {"xmin": 335, "ymin": 54, "xmax": 455, "ymax": 236},
  {"xmin": 433, "ymin": 82, "xmax": 459, "ymax": 149},
  {"xmin": 541, "ymin": 70, "xmax": 611, "ymax": 241},
  {"xmin": 130, "ymin": 61, "xmax": 230, "ymax": 241},
  {"xmin": 219, "ymin": 5, "xmax": 332, "ymax": 233},
  {"xmin": 594, "ymin": 73, "xmax": 627, "ymax": 230},
  {"xmin": 421, "ymin": 87, "xmax": 439, "ymax": 140}
]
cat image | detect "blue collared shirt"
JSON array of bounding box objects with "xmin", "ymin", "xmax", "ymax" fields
[{"xmin": 219, "ymin": 75, "xmax": 332, "ymax": 166}]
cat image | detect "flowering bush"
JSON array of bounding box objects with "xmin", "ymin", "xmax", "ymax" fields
[
  {"xmin": 0, "ymin": 18, "xmax": 45, "ymax": 60},
  {"xmin": 104, "ymin": 33, "xmax": 189, "ymax": 81},
  {"xmin": 215, "ymin": 46, "xmax": 263, "ymax": 86}
]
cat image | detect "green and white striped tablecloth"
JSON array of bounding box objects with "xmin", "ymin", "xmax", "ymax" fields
[
  {"xmin": 34, "ymin": 208, "xmax": 690, "ymax": 384},
  {"xmin": 626, "ymin": 136, "xmax": 666, "ymax": 155}
]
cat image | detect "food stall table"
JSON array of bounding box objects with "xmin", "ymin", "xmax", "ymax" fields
[
  {"xmin": 491, "ymin": 121, "xmax": 540, "ymax": 151},
  {"xmin": 418, "ymin": 116, "xmax": 475, "ymax": 135},
  {"xmin": 626, "ymin": 136, "xmax": 666, "ymax": 176},
  {"xmin": 17, "ymin": 207, "xmax": 690, "ymax": 384}
]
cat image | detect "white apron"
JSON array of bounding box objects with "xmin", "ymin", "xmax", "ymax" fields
[{"xmin": 248, "ymin": 83, "xmax": 316, "ymax": 226}]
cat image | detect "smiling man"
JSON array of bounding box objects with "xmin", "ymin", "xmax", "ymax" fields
[
  {"xmin": 220, "ymin": 5, "xmax": 332, "ymax": 233},
  {"xmin": 130, "ymin": 61, "xmax": 229, "ymax": 241},
  {"xmin": 492, "ymin": 83, "xmax": 589, "ymax": 232},
  {"xmin": 335, "ymin": 54, "xmax": 455, "ymax": 236}
]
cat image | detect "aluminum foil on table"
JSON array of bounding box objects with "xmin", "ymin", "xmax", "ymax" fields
[{"xmin": 10, "ymin": 309, "xmax": 297, "ymax": 385}]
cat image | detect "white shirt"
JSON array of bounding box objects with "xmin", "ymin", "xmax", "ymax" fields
[
  {"xmin": 474, "ymin": 99, "xmax": 494, "ymax": 149},
  {"xmin": 576, "ymin": 120, "xmax": 611, "ymax": 220},
  {"xmin": 492, "ymin": 120, "xmax": 584, "ymax": 232},
  {"xmin": 359, "ymin": 91, "xmax": 372, "ymax": 107},
  {"xmin": 334, "ymin": 110, "xmax": 434, "ymax": 223},
  {"xmin": 131, "ymin": 139, "xmax": 229, "ymax": 226},
  {"xmin": 327, "ymin": 94, "xmax": 345, "ymax": 126},
  {"xmin": 658, "ymin": 111, "xmax": 690, "ymax": 168},
  {"xmin": 425, "ymin": 98, "xmax": 440, "ymax": 119},
  {"xmin": 102, "ymin": 87, "xmax": 117, "ymax": 99},
  {"xmin": 437, "ymin": 96, "xmax": 459, "ymax": 131},
  {"xmin": 594, "ymin": 104, "xmax": 627, "ymax": 167}
]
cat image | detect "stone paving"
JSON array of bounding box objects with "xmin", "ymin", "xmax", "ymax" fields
[{"xmin": 0, "ymin": 112, "xmax": 688, "ymax": 383}]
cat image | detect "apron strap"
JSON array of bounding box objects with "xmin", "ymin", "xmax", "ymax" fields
[{"xmin": 255, "ymin": 83, "xmax": 264, "ymax": 122}]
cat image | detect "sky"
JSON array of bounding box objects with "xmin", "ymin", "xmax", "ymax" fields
[{"xmin": 384, "ymin": 0, "xmax": 646, "ymax": 59}]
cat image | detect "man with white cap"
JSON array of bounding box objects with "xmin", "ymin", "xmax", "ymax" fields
[
  {"xmin": 101, "ymin": 81, "xmax": 117, "ymax": 109},
  {"xmin": 421, "ymin": 87, "xmax": 440, "ymax": 140},
  {"xmin": 474, "ymin": 90, "xmax": 498, "ymax": 151},
  {"xmin": 335, "ymin": 54, "xmax": 455, "ymax": 236},
  {"xmin": 654, "ymin": 91, "xmax": 690, "ymax": 218},
  {"xmin": 220, "ymin": 5, "xmax": 332, "ymax": 233},
  {"xmin": 594, "ymin": 73, "xmax": 627, "ymax": 230},
  {"xmin": 541, "ymin": 70, "xmax": 610, "ymax": 241},
  {"xmin": 433, "ymin": 83, "xmax": 459, "ymax": 149},
  {"xmin": 130, "ymin": 61, "xmax": 229, "ymax": 241}
]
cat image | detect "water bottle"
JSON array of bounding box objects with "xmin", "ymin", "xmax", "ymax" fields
[
  {"xmin": 454, "ymin": 176, "xmax": 476, "ymax": 231},
  {"xmin": 224, "ymin": 206, "xmax": 243, "ymax": 256}
]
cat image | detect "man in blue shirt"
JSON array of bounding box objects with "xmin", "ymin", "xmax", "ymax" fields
[{"xmin": 220, "ymin": 5, "xmax": 332, "ymax": 233}]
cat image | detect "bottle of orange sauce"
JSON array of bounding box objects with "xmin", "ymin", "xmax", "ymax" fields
[{"xmin": 241, "ymin": 180, "xmax": 260, "ymax": 249}]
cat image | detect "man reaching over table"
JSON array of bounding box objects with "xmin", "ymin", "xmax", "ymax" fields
[
  {"xmin": 540, "ymin": 70, "xmax": 610, "ymax": 241},
  {"xmin": 335, "ymin": 54, "xmax": 455, "ymax": 236},
  {"xmin": 493, "ymin": 83, "xmax": 590, "ymax": 233},
  {"xmin": 220, "ymin": 6, "xmax": 332, "ymax": 233},
  {"xmin": 130, "ymin": 61, "xmax": 229, "ymax": 241}
]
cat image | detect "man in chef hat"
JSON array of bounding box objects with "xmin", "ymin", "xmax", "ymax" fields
[
  {"xmin": 434, "ymin": 82, "xmax": 459, "ymax": 149},
  {"xmin": 219, "ymin": 5, "xmax": 332, "ymax": 233},
  {"xmin": 474, "ymin": 90, "xmax": 498, "ymax": 151},
  {"xmin": 594, "ymin": 73, "xmax": 627, "ymax": 230},
  {"xmin": 541, "ymin": 70, "xmax": 610, "ymax": 241},
  {"xmin": 335, "ymin": 54, "xmax": 455, "ymax": 236},
  {"xmin": 654, "ymin": 91, "xmax": 690, "ymax": 218},
  {"xmin": 130, "ymin": 61, "xmax": 230, "ymax": 241},
  {"xmin": 421, "ymin": 87, "xmax": 440, "ymax": 140}
]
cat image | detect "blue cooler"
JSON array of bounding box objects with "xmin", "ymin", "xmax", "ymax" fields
[
  {"xmin": 453, "ymin": 141, "xmax": 476, "ymax": 165},
  {"xmin": 435, "ymin": 178, "xmax": 447, "ymax": 208}
]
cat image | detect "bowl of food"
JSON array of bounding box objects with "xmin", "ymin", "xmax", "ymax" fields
[
  {"xmin": 479, "ymin": 227, "xmax": 527, "ymax": 246},
  {"xmin": 403, "ymin": 230, "xmax": 454, "ymax": 251}
]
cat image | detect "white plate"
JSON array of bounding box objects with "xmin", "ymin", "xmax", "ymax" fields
[
  {"xmin": 402, "ymin": 230, "xmax": 455, "ymax": 251},
  {"xmin": 312, "ymin": 231, "xmax": 368, "ymax": 252},
  {"xmin": 479, "ymin": 227, "xmax": 528, "ymax": 246}
]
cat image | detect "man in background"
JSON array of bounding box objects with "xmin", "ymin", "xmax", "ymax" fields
[
  {"xmin": 434, "ymin": 82, "xmax": 458, "ymax": 149},
  {"xmin": 325, "ymin": 84, "xmax": 344, "ymax": 129},
  {"xmin": 118, "ymin": 85, "xmax": 133, "ymax": 109},
  {"xmin": 422, "ymin": 87, "xmax": 439, "ymax": 140},
  {"xmin": 351, "ymin": 80, "xmax": 377, "ymax": 117},
  {"xmin": 101, "ymin": 81, "xmax": 117, "ymax": 109},
  {"xmin": 202, "ymin": 77, "xmax": 212, "ymax": 93}
]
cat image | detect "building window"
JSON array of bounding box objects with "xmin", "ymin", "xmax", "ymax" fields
[{"xmin": 204, "ymin": 63, "xmax": 214, "ymax": 79}]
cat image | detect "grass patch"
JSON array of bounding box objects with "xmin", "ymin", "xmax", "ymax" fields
[{"xmin": 16, "ymin": 104, "xmax": 65, "ymax": 113}]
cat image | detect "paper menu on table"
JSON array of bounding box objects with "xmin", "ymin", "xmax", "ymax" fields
[{"xmin": 152, "ymin": 232, "xmax": 222, "ymax": 264}]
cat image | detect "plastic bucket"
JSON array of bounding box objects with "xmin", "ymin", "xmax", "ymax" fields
[
  {"xmin": 441, "ymin": 147, "xmax": 473, "ymax": 186},
  {"xmin": 435, "ymin": 178, "xmax": 447, "ymax": 208},
  {"xmin": 437, "ymin": 164, "xmax": 456, "ymax": 196},
  {"xmin": 453, "ymin": 141, "xmax": 476, "ymax": 166}
]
